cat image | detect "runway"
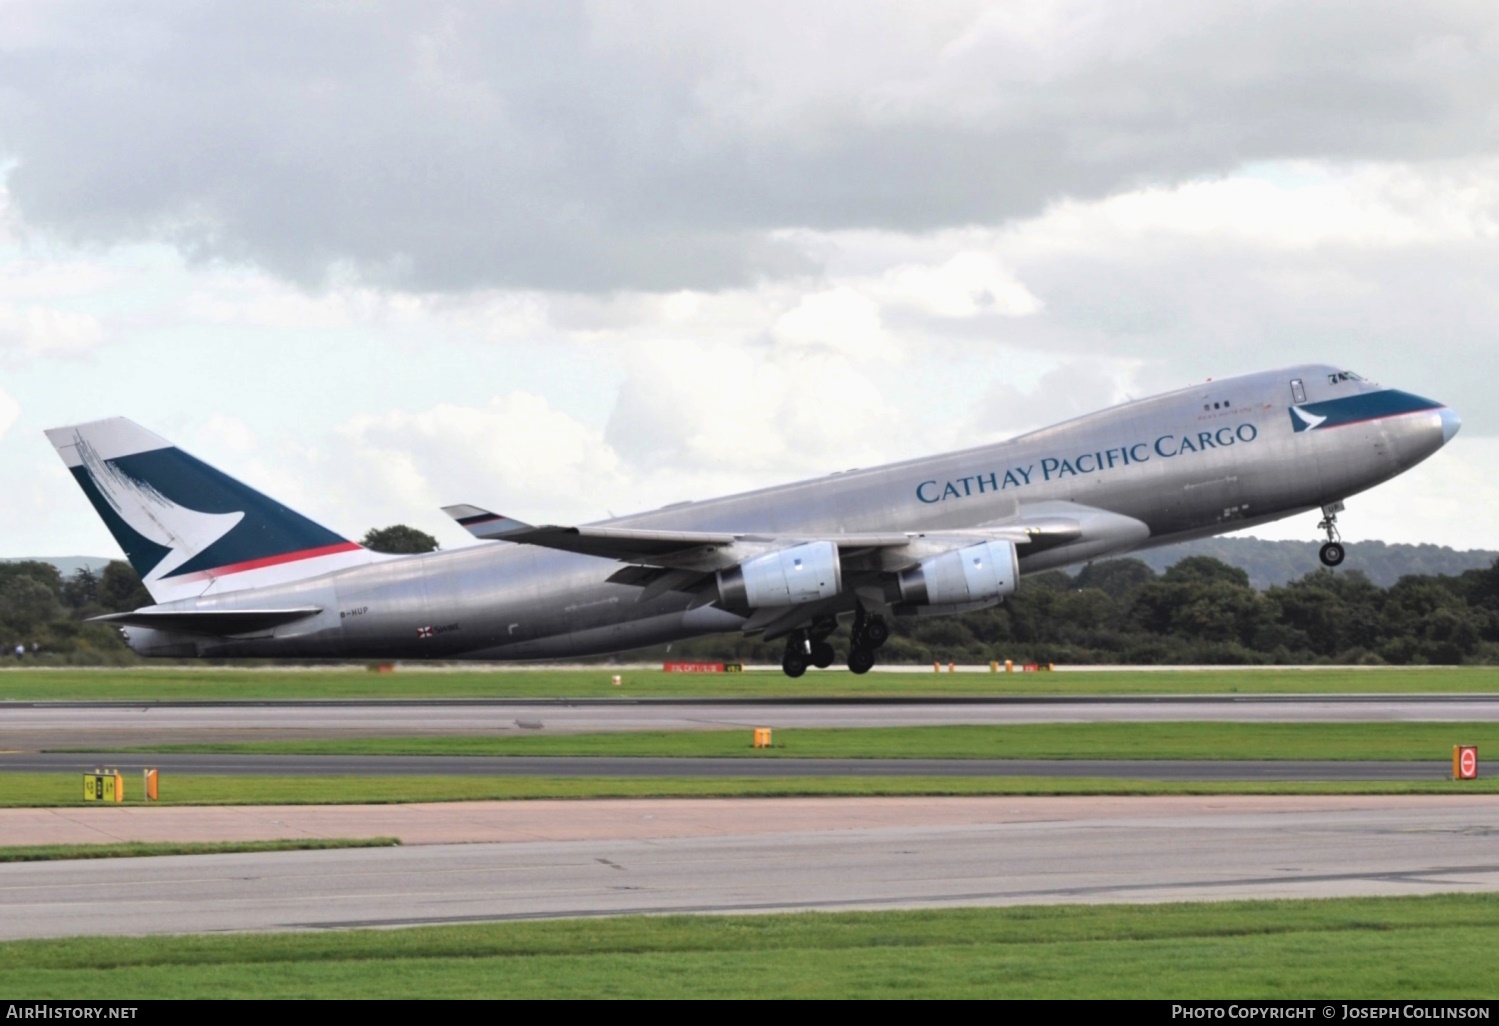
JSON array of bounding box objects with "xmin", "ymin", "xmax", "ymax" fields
[
  {"xmin": 5, "ymin": 694, "xmax": 1498, "ymax": 749},
  {"xmin": 2, "ymin": 795, "xmax": 1495, "ymax": 939},
  {"xmin": 0, "ymin": 750, "xmax": 1458, "ymax": 780}
]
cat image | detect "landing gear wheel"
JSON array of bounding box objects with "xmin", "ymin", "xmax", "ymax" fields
[
  {"xmin": 847, "ymin": 646, "xmax": 875, "ymax": 675},
  {"xmin": 810, "ymin": 640, "xmax": 835, "ymax": 669},
  {"xmin": 782, "ymin": 650, "xmax": 808, "ymax": 678},
  {"xmin": 1319, "ymin": 541, "xmax": 1345, "ymax": 567},
  {"xmin": 782, "ymin": 632, "xmax": 810, "ymax": 678},
  {"xmin": 862, "ymin": 616, "xmax": 890, "ymax": 649}
]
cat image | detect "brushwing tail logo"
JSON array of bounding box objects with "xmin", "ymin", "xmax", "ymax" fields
[
  {"xmin": 76, "ymin": 439, "xmax": 244, "ymax": 583},
  {"xmin": 1289, "ymin": 406, "xmax": 1327, "ymax": 432}
]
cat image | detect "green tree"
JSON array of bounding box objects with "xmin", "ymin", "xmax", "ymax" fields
[
  {"xmin": 0, "ymin": 561, "xmax": 63, "ymax": 596},
  {"xmin": 1073, "ymin": 558, "xmax": 1155, "ymax": 600},
  {"xmin": 62, "ymin": 567, "xmax": 101, "ymax": 610},
  {"xmin": 361, "ymin": 525, "xmax": 440, "ymax": 554},
  {"xmin": 98, "ymin": 561, "xmax": 151, "ymax": 612},
  {"xmin": 1130, "ymin": 557, "xmax": 1267, "ymax": 647},
  {"xmin": 1266, "ymin": 569, "xmax": 1382, "ymax": 658},
  {"xmin": 0, "ymin": 575, "xmax": 63, "ymax": 635},
  {"xmin": 1163, "ymin": 555, "xmax": 1251, "ymax": 589}
]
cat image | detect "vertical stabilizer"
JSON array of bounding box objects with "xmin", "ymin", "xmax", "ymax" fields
[{"xmin": 45, "ymin": 418, "xmax": 377, "ymax": 603}]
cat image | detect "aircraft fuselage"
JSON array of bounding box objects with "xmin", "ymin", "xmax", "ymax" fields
[{"xmin": 102, "ymin": 363, "xmax": 1459, "ymax": 660}]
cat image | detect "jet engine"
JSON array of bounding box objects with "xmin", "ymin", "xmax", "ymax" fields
[
  {"xmin": 717, "ymin": 541, "xmax": 842, "ymax": 607},
  {"xmin": 897, "ymin": 539, "xmax": 1018, "ymax": 606}
]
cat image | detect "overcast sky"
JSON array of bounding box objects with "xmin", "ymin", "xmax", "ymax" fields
[{"xmin": 2, "ymin": 0, "xmax": 1497, "ymax": 558}]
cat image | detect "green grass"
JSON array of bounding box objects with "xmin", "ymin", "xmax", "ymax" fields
[
  {"xmin": 3, "ymin": 895, "xmax": 1498, "ymax": 997},
  {"xmin": 115, "ymin": 721, "xmax": 1499, "ymax": 761},
  {"xmin": 0, "ymin": 837, "xmax": 399, "ymax": 863},
  {"xmin": 1, "ymin": 773, "xmax": 1495, "ymax": 807},
  {"xmin": 1, "ymin": 665, "xmax": 1498, "ymax": 701}
]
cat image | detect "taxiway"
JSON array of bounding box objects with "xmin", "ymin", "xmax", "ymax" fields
[{"xmin": 1, "ymin": 794, "xmax": 1494, "ymax": 939}]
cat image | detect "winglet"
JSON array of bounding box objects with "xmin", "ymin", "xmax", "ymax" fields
[{"xmin": 442, "ymin": 504, "xmax": 535, "ymax": 540}]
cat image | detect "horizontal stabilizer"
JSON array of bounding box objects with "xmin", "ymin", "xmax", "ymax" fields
[
  {"xmin": 90, "ymin": 607, "xmax": 323, "ymax": 636},
  {"xmin": 441, "ymin": 505, "xmax": 535, "ymax": 540}
]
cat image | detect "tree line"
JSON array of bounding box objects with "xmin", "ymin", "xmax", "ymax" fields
[
  {"xmin": 4, "ymin": 524, "xmax": 1497, "ymax": 665},
  {"xmin": 667, "ymin": 554, "xmax": 1499, "ymax": 666}
]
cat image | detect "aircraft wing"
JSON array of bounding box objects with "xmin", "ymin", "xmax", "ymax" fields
[
  {"xmin": 444, "ymin": 500, "xmax": 1147, "ymax": 639},
  {"xmin": 443, "ymin": 505, "xmax": 909, "ymax": 571},
  {"xmin": 441, "ymin": 501, "xmax": 1140, "ymax": 573}
]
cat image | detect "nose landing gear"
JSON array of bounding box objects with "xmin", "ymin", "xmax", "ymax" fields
[{"xmin": 1317, "ymin": 502, "xmax": 1346, "ymax": 567}]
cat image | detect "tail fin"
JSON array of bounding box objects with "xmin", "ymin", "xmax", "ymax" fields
[{"xmin": 46, "ymin": 417, "xmax": 376, "ymax": 603}]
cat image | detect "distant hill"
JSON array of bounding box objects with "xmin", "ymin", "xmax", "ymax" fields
[
  {"xmin": 0, "ymin": 556, "xmax": 114, "ymax": 578},
  {"xmin": 1128, "ymin": 538, "xmax": 1498, "ymax": 590}
]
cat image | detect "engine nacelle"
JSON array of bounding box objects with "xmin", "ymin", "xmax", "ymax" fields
[
  {"xmin": 717, "ymin": 541, "xmax": 842, "ymax": 608},
  {"xmin": 897, "ymin": 540, "xmax": 1018, "ymax": 606}
]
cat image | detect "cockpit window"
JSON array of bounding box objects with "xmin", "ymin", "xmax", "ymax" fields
[{"xmin": 1328, "ymin": 371, "xmax": 1364, "ymax": 384}]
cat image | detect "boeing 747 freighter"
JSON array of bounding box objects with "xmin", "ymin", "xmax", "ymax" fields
[{"xmin": 46, "ymin": 364, "xmax": 1459, "ymax": 676}]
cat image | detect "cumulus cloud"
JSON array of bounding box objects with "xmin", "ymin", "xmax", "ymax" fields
[
  {"xmin": 201, "ymin": 413, "xmax": 256, "ymax": 455},
  {"xmin": 970, "ymin": 163, "xmax": 1499, "ymax": 431},
  {"xmin": 968, "ymin": 360, "xmax": 1137, "ymax": 438},
  {"xmin": 605, "ymin": 337, "xmax": 908, "ymax": 478},
  {"xmin": 0, "ymin": 385, "xmax": 19, "ymax": 441},
  {"xmin": 3, "ymin": 2, "xmax": 1498, "ymax": 557},
  {"xmin": 1, "ymin": 2, "xmax": 1497, "ymax": 291},
  {"xmin": 337, "ymin": 393, "xmax": 628, "ymax": 527},
  {"xmin": 773, "ymin": 287, "xmax": 900, "ymax": 361},
  {"xmin": 879, "ymin": 252, "xmax": 1041, "ymax": 318},
  {"xmin": 0, "ymin": 303, "xmax": 103, "ymax": 356}
]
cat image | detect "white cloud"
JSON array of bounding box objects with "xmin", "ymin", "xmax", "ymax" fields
[
  {"xmin": 337, "ymin": 393, "xmax": 627, "ymax": 528},
  {"xmin": 968, "ymin": 360, "xmax": 1138, "ymax": 438},
  {"xmin": 0, "ymin": 303, "xmax": 102, "ymax": 356},
  {"xmin": 0, "ymin": 385, "xmax": 19, "ymax": 440},
  {"xmin": 1, "ymin": 9, "xmax": 1498, "ymax": 556},
  {"xmin": 772, "ymin": 286, "xmax": 899, "ymax": 361},
  {"xmin": 6, "ymin": 3, "xmax": 1499, "ymax": 292},
  {"xmin": 879, "ymin": 251, "xmax": 1041, "ymax": 318},
  {"xmin": 606, "ymin": 337, "xmax": 909, "ymax": 482},
  {"xmin": 201, "ymin": 413, "xmax": 256, "ymax": 455},
  {"xmin": 0, "ymin": 257, "xmax": 120, "ymax": 300},
  {"xmin": 1006, "ymin": 161, "xmax": 1499, "ymax": 255}
]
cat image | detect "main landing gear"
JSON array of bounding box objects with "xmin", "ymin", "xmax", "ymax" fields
[
  {"xmin": 1317, "ymin": 502, "xmax": 1346, "ymax": 567},
  {"xmin": 781, "ymin": 617, "xmax": 839, "ymax": 678},
  {"xmin": 781, "ymin": 632, "xmax": 811, "ymax": 679},
  {"xmin": 779, "ymin": 610, "xmax": 891, "ymax": 677},
  {"xmin": 846, "ymin": 607, "xmax": 890, "ymax": 676}
]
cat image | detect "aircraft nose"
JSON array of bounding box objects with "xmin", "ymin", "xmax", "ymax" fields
[{"xmin": 1440, "ymin": 406, "xmax": 1462, "ymax": 444}]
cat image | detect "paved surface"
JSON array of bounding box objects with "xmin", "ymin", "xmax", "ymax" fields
[
  {"xmin": 0, "ymin": 750, "xmax": 1459, "ymax": 780},
  {"xmin": 2, "ymin": 795, "xmax": 1496, "ymax": 938},
  {"xmin": 5, "ymin": 695, "xmax": 1498, "ymax": 748}
]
